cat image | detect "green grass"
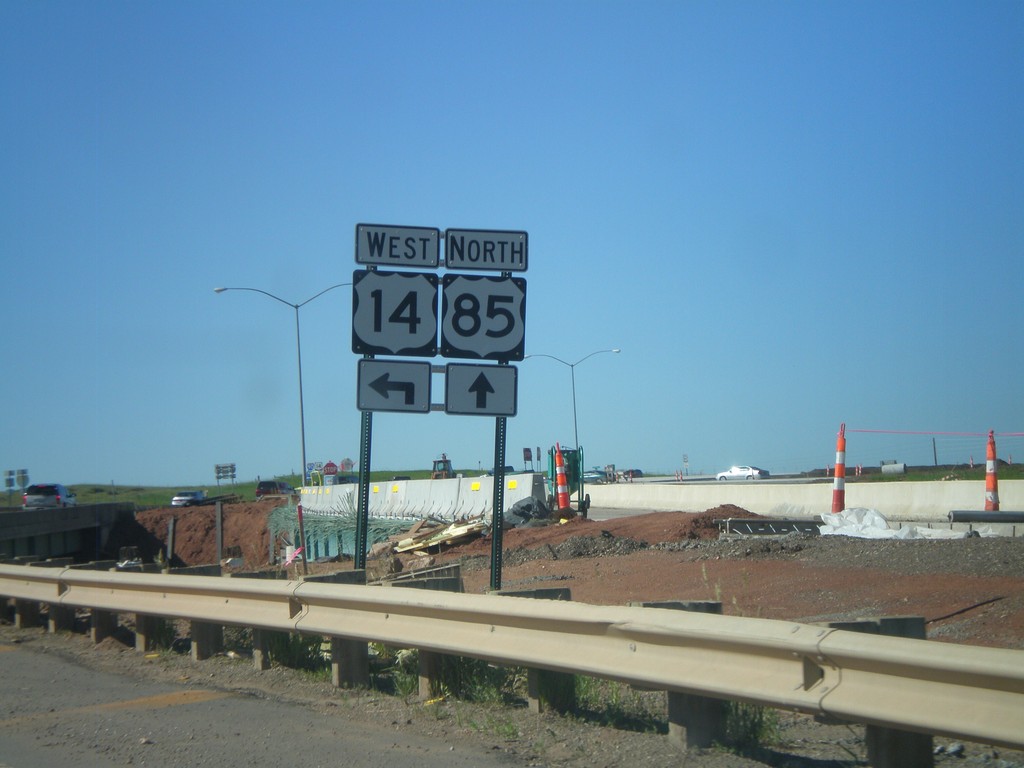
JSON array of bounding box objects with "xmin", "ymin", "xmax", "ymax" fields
[
  {"xmin": 847, "ymin": 463, "xmax": 1024, "ymax": 482},
  {"xmin": 55, "ymin": 467, "xmax": 482, "ymax": 509}
]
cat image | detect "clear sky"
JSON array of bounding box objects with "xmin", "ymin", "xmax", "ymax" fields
[{"xmin": 2, "ymin": 1, "xmax": 1021, "ymax": 488}]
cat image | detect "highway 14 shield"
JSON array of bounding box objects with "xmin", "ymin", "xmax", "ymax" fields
[{"xmin": 351, "ymin": 270, "xmax": 439, "ymax": 357}]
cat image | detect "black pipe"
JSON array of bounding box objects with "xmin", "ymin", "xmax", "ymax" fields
[{"xmin": 948, "ymin": 510, "xmax": 1024, "ymax": 523}]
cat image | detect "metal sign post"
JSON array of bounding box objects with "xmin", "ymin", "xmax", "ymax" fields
[
  {"xmin": 354, "ymin": 405, "xmax": 372, "ymax": 570},
  {"xmin": 489, "ymin": 414, "xmax": 508, "ymax": 591}
]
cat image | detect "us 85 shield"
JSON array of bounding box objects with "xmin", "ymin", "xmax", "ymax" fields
[{"xmin": 440, "ymin": 274, "xmax": 526, "ymax": 361}]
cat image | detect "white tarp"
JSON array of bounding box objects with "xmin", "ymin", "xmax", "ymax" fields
[{"xmin": 819, "ymin": 507, "xmax": 994, "ymax": 539}]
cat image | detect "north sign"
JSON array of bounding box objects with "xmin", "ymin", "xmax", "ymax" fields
[
  {"xmin": 355, "ymin": 224, "xmax": 441, "ymax": 268},
  {"xmin": 351, "ymin": 270, "xmax": 439, "ymax": 357},
  {"xmin": 357, "ymin": 359, "xmax": 432, "ymax": 413},
  {"xmin": 440, "ymin": 274, "xmax": 526, "ymax": 361},
  {"xmin": 445, "ymin": 228, "xmax": 528, "ymax": 272},
  {"xmin": 445, "ymin": 364, "xmax": 518, "ymax": 416}
]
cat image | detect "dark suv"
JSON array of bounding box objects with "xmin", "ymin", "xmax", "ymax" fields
[
  {"xmin": 23, "ymin": 483, "xmax": 78, "ymax": 509},
  {"xmin": 255, "ymin": 480, "xmax": 294, "ymax": 498}
]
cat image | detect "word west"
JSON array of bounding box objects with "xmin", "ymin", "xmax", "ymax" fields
[{"xmin": 361, "ymin": 230, "xmax": 435, "ymax": 262}]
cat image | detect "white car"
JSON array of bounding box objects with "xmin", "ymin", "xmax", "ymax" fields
[
  {"xmin": 716, "ymin": 466, "xmax": 769, "ymax": 481},
  {"xmin": 171, "ymin": 490, "xmax": 207, "ymax": 507}
]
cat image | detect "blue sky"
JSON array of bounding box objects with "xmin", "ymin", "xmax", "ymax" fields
[{"xmin": 2, "ymin": 1, "xmax": 1021, "ymax": 487}]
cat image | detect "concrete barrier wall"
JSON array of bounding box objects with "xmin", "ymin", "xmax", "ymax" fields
[
  {"xmin": 298, "ymin": 473, "xmax": 546, "ymax": 520},
  {"xmin": 586, "ymin": 479, "xmax": 1024, "ymax": 522}
]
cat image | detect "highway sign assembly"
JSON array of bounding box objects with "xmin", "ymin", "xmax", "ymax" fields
[
  {"xmin": 357, "ymin": 359, "xmax": 432, "ymax": 413},
  {"xmin": 351, "ymin": 269, "xmax": 439, "ymax": 357},
  {"xmin": 440, "ymin": 274, "xmax": 526, "ymax": 361},
  {"xmin": 351, "ymin": 221, "xmax": 528, "ymax": 590},
  {"xmin": 445, "ymin": 363, "xmax": 518, "ymax": 416}
]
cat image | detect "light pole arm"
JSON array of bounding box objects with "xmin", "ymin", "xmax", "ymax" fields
[
  {"xmin": 297, "ymin": 282, "xmax": 351, "ymax": 308},
  {"xmin": 214, "ymin": 286, "xmax": 295, "ymax": 309}
]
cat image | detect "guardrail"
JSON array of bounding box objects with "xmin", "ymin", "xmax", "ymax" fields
[{"xmin": 2, "ymin": 562, "xmax": 1022, "ymax": 753}]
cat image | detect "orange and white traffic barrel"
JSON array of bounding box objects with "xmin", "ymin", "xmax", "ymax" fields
[
  {"xmin": 554, "ymin": 443, "xmax": 571, "ymax": 512},
  {"xmin": 984, "ymin": 430, "xmax": 1000, "ymax": 511},
  {"xmin": 831, "ymin": 423, "xmax": 846, "ymax": 514}
]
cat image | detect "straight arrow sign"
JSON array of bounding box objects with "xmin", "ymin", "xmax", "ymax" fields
[
  {"xmin": 445, "ymin": 363, "xmax": 517, "ymax": 416},
  {"xmin": 469, "ymin": 372, "xmax": 495, "ymax": 408},
  {"xmin": 357, "ymin": 359, "xmax": 431, "ymax": 413}
]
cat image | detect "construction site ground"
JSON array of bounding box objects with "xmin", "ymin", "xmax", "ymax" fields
[{"xmin": 15, "ymin": 501, "xmax": 1022, "ymax": 768}]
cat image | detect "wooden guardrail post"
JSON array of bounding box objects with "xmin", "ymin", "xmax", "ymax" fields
[
  {"xmin": 499, "ymin": 587, "xmax": 575, "ymax": 714},
  {"xmin": 134, "ymin": 614, "xmax": 165, "ymax": 652},
  {"xmin": 306, "ymin": 570, "xmax": 369, "ymax": 688},
  {"xmin": 632, "ymin": 600, "xmax": 727, "ymax": 750},
  {"xmin": 26, "ymin": 559, "xmax": 74, "ymax": 632},
  {"xmin": 829, "ymin": 616, "xmax": 932, "ymax": 768},
  {"xmin": 90, "ymin": 609, "xmax": 117, "ymax": 643},
  {"xmin": 388, "ymin": 568, "xmax": 465, "ymax": 700},
  {"xmin": 227, "ymin": 569, "xmax": 287, "ymax": 670},
  {"xmin": 162, "ymin": 564, "xmax": 226, "ymax": 661},
  {"xmin": 13, "ymin": 599, "xmax": 40, "ymax": 629}
]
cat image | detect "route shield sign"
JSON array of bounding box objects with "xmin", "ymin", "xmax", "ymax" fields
[
  {"xmin": 440, "ymin": 274, "xmax": 526, "ymax": 361},
  {"xmin": 445, "ymin": 364, "xmax": 517, "ymax": 416},
  {"xmin": 355, "ymin": 224, "xmax": 440, "ymax": 268},
  {"xmin": 351, "ymin": 270, "xmax": 439, "ymax": 357},
  {"xmin": 357, "ymin": 359, "xmax": 432, "ymax": 413}
]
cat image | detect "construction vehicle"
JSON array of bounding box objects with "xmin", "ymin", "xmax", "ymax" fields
[{"xmin": 431, "ymin": 453, "xmax": 454, "ymax": 479}]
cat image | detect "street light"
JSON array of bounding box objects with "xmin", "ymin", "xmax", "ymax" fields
[
  {"xmin": 527, "ymin": 348, "xmax": 620, "ymax": 509},
  {"xmin": 214, "ymin": 283, "xmax": 351, "ymax": 487}
]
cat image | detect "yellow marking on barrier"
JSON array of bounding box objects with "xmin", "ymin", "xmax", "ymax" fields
[
  {"xmin": 391, "ymin": 485, "xmax": 399, "ymax": 493},
  {"xmin": 471, "ymin": 481, "xmax": 481, "ymax": 491},
  {"xmin": 372, "ymin": 485, "xmax": 380, "ymax": 493},
  {"xmin": 0, "ymin": 689, "xmax": 231, "ymax": 728},
  {"xmin": 507, "ymin": 479, "xmax": 518, "ymax": 489}
]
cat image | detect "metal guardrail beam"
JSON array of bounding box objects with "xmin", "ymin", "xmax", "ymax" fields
[{"xmin": 1, "ymin": 563, "xmax": 1021, "ymax": 749}]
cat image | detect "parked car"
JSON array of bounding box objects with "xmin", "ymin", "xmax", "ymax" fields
[
  {"xmin": 171, "ymin": 490, "xmax": 207, "ymax": 507},
  {"xmin": 23, "ymin": 483, "xmax": 77, "ymax": 509},
  {"xmin": 621, "ymin": 469, "xmax": 644, "ymax": 479},
  {"xmin": 582, "ymin": 470, "xmax": 609, "ymax": 484},
  {"xmin": 255, "ymin": 480, "xmax": 294, "ymax": 498},
  {"xmin": 716, "ymin": 465, "xmax": 770, "ymax": 481}
]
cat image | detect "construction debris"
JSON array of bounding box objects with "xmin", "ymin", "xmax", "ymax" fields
[{"xmin": 393, "ymin": 516, "xmax": 488, "ymax": 554}]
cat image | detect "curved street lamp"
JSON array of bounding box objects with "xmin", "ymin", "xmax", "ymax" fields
[
  {"xmin": 527, "ymin": 348, "xmax": 620, "ymax": 508},
  {"xmin": 214, "ymin": 283, "xmax": 351, "ymax": 489}
]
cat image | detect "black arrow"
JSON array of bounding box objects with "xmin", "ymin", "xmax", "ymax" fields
[
  {"xmin": 370, "ymin": 372, "xmax": 415, "ymax": 404},
  {"xmin": 468, "ymin": 372, "xmax": 495, "ymax": 408}
]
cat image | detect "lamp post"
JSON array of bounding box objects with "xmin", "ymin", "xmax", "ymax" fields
[
  {"xmin": 214, "ymin": 282, "xmax": 350, "ymax": 489},
  {"xmin": 528, "ymin": 348, "xmax": 620, "ymax": 509}
]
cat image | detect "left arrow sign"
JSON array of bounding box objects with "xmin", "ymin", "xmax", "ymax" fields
[
  {"xmin": 370, "ymin": 372, "xmax": 416, "ymax": 404},
  {"xmin": 357, "ymin": 359, "xmax": 432, "ymax": 413}
]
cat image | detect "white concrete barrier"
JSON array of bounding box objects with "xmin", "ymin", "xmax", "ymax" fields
[
  {"xmin": 586, "ymin": 479, "xmax": 1024, "ymax": 522},
  {"xmin": 298, "ymin": 473, "xmax": 546, "ymax": 521}
]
